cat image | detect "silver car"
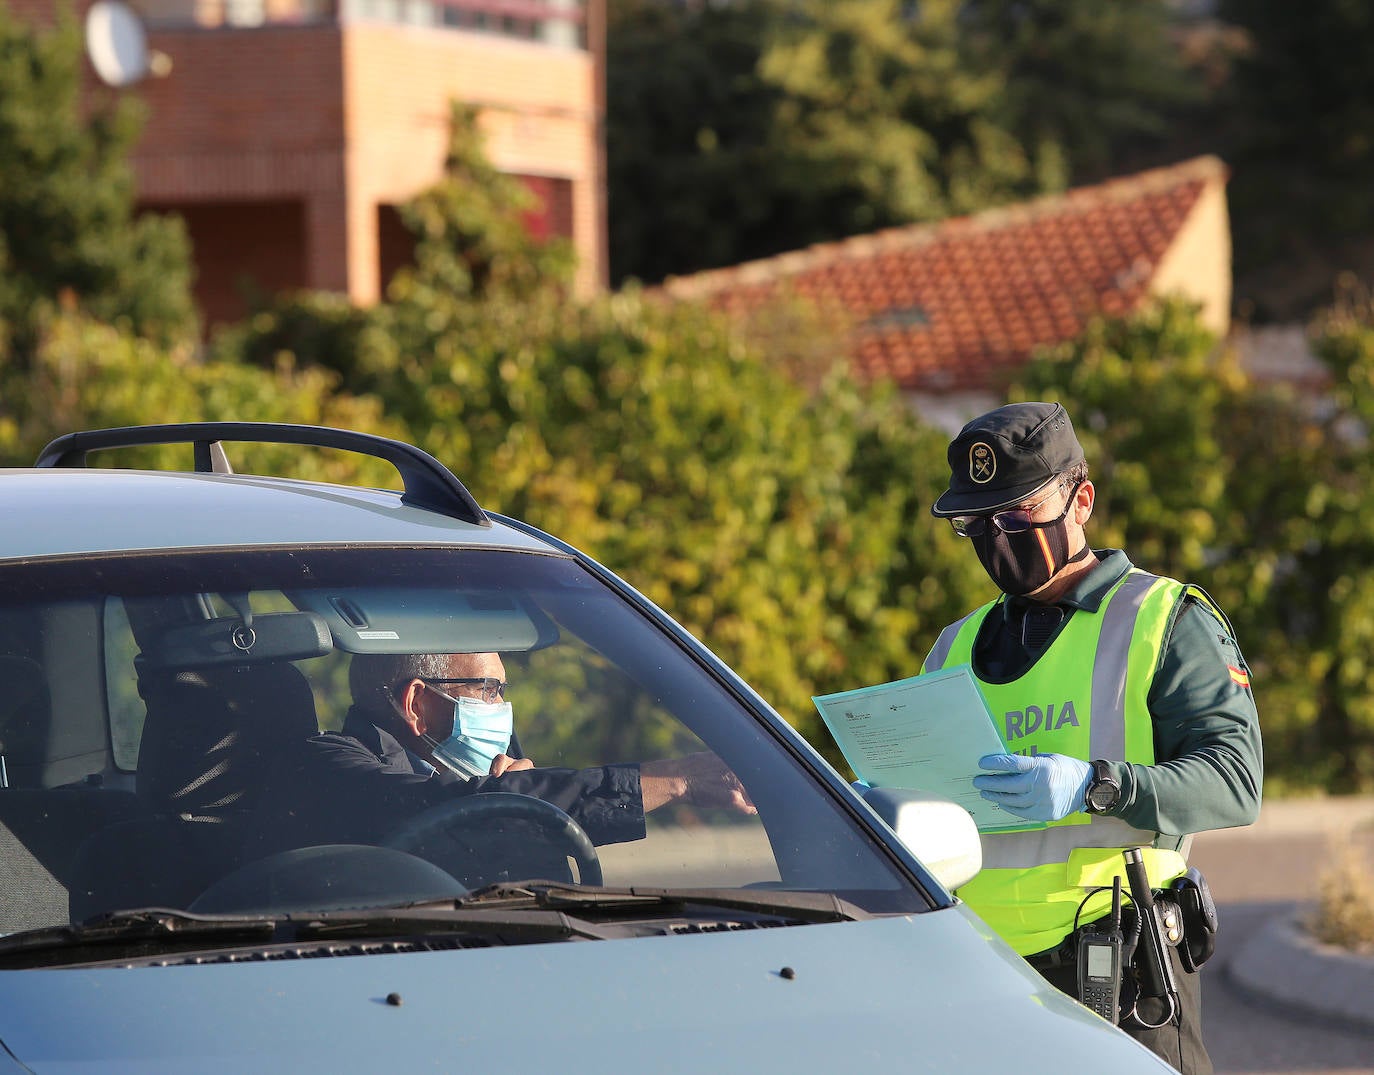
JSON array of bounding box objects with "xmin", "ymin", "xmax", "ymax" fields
[{"xmin": 0, "ymin": 422, "xmax": 1171, "ymax": 1072}]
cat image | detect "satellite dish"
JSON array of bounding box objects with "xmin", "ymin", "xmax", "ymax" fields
[{"xmin": 85, "ymin": 1, "xmax": 159, "ymax": 87}]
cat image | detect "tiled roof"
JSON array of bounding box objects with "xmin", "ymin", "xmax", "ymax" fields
[{"xmin": 661, "ymin": 156, "xmax": 1228, "ymax": 393}]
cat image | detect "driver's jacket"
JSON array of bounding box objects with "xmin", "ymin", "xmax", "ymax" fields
[{"xmin": 290, "ymin": 707, "xmax": 647, "ymax": 847}]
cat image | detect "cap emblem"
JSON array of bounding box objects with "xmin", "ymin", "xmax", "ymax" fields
[{"xmin": 969, "ymin": 442, "xmax": 996, "ymax": 485}]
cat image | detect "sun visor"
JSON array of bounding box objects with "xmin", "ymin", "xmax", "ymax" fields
[{"xmin": 289, "ymin": 589, "xmax": 559, "ymax": 654}]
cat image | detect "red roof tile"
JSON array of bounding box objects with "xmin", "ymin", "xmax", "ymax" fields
[{"xmin": 661, "ymin": 156, "xmax": 1228, "ymax": 393}]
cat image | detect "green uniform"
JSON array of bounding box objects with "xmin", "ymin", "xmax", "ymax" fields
[{"xmin": 923, "ymin": 550, "xmax": 1262, "ymax": 955}]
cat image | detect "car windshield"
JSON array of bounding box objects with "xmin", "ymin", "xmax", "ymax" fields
[{"xmin": 0, "ymin": 545, "xmax": 928, "ymax": 940}]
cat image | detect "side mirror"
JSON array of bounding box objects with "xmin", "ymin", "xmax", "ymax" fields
[{"xmin": 855, "ymin": 784, "xmax": 982, "ymax": 892}]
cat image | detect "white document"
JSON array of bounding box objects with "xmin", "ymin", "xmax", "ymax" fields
[{"xmin": 813, "ymin": 665, "xmax": 1044, "ymax": 833}]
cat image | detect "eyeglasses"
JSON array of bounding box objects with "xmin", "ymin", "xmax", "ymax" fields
[
  {"xmin": 420, "ymin": 677, "xmax": 508, "ymax": 704},
  {"xmin": 949, "ymin": 479, "xmax": 1081, "ymax": 539}
]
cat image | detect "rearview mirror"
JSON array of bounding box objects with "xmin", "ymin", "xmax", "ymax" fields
[{"xmin": 141, "ymin": 612, "xmax": 332, "ymax": 669}]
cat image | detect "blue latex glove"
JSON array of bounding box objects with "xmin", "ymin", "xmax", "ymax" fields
[{"xmin": 973, "ymin": 753, "xmax": 1093, "ymax": 822}]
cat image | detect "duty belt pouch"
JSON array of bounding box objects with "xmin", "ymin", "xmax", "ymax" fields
[{"xmin": 1169, "ymin": 867, "xmax": 1218, "ymax": 972}]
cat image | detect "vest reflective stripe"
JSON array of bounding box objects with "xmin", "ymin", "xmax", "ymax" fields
[
  {"xmin": 976, "ymin": 815, "xmax": 1160, "ymax": 870},
  {"xmin": 923, "ymin": 608, "xmax": 979, "ymax": 674},
  {"xmin": 1089, "ymin": 569, "xmax": 1160, "ymax": 760},
  {"xmin": 927, "ymin": 569, "xmax": 1189, "ymax": 954}
]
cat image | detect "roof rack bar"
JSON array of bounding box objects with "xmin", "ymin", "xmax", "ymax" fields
[{"xmin": 34, "ymin": 422, "xmax": 491, "ymax": 527}]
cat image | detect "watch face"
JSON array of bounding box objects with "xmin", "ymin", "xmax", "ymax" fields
[{"xmin": 1088, "ymin": 780, "xmax": 1119, "ymax": 811}]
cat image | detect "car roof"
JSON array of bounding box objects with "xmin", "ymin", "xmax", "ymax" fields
[
  {"xmin": 0, "ymin": 468, "xmax": 557, "ymax": 561},
  {"xmin": 1, "ymin": 422, "xmax": 562, "ymax": 562}
]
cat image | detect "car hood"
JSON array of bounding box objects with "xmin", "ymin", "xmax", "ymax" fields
[{"xmin": 0, "ymin": 906, "xmax": 1170, "ymax": 1073}]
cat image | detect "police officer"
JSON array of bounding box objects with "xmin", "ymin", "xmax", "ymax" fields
[{"xmin": 922, "ymin": 402, "xmax": 1262, "ymax": 1074}]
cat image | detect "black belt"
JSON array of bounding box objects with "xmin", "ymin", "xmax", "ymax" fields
[
  {"xmin": 1026, "ymin": 907, "xmax": 1147, "ymax": 971},
  {"xmin": 1025, "ymin": 933, "xmax": 1078, "ymax": 971}
]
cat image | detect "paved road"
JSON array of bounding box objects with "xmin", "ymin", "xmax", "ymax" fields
[{"xmin": 1189, "ymin": 799, "xmax": 1374, "ymax": 1075}]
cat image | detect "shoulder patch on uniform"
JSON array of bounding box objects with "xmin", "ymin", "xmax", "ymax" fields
[{"xmin": 1228, "ymin": 665, "xmax": 1251, "ymax": 688}]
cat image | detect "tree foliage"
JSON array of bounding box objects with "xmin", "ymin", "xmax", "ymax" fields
[
  {"xmin": 961, "ymin": 0, "xmax": 1202, "ymax": 184},
  {"xmin": 605, "ymin": 0, "xmax": 785, "ymax": 286},
  {"xmin": 0, "ymin": 2, "xmax": 196, "ymax": 363},
  {"xmin": 606, "ymin": 0, "xmax": 1201, "ymax": 286},
  {"xmin": 758, "ymin": 0, "xmax": 1040, "ymax": 229},
  {"xmin": 0, "ymin": 312, "xmax": 399, "ymax": 484},
  {"xmin": 607, "ymin": 0, "xmax": 1042, "ymax": 284},
  {"xmin": 1219, "ymin": 0, "xmax": 1374, "ymax": 188},
  {"xmin": 1016, "ymin": 296, "xmax": 1374, "ymax": 792},
  {"xmin": 1287, "ymin": 286, "xmax": 1374, "ymax": 791},
  {"xmin": 388, "ymin": 102, "xmax": 576, "ymax": 306},
  {"xmin": 1205, "ymin": 0, "xmax": 1374, "ymax": 318}
]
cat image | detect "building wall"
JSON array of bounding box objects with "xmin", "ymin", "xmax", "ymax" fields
[
  {"xmin": 340, "ymin": 20, "xmax": 601, "ymax": 302},
  {"xmin": 133, "ymin": 23, "xmax": 351, "ymax": 317},
  {"xmin": 1150, "ymin": 178, "xmax": 1232, "ymax": 336},
  {"xmin": 15, "ymin": 2, "xmax": 603, "ymax": 327},
  {"xmin": 144, "ymin": 199, "xmax": 309, "ymax": 326},
  {"xmin": 135, "ymin": 26, "xmax": 347, "ymax": 159},
  {"xmin": 131, "ymin": 19, "xmax": 601, "ymax": 320},
  {"xmin": 8, "ymin": 0, "xmax": 59, "ymax": 25}
]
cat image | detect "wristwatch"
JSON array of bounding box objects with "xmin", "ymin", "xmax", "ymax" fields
[{"xmin": 1084, "ymin": 759, "xmax": 1120, "ymax": 815}]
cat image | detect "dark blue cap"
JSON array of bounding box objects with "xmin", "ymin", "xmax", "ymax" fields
[{"xmin": 931, "ymin": 402, "xmax": 1085, "ymax": 517}]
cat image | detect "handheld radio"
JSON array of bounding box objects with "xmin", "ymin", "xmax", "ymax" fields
[{"xmin": 1076, "ymin": 876, "xmax": 1124, "ymax": 1023}]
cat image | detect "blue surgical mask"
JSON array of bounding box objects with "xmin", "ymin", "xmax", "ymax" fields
[{"xmin": 423, "ymin": 696, "xmax": 514, "ymax": 778}]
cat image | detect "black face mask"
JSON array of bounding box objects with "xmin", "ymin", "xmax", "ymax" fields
[{"xmin": 970, "ymin": 493, "xmax": 1088, "ymax": 597}]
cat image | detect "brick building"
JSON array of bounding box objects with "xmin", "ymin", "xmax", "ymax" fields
[{"xmin": 15, "ymin": 0, "xmax": 606, "ymax": 329}]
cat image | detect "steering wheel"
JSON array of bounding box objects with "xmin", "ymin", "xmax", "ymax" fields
[
  {"xmin": 382, "ymin": 792, "xmax": 603, "ymax": 889},
  {"xmin": 190, "ymin": 844, "xmax": 469, "ymax": 915}
]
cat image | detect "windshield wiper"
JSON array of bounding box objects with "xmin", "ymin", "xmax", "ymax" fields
[
  {"xmin": 0, "ymin": 886, "xmax": 867, "ymax": 968},
  {"xmin": 0, "ymin": 902, "xmax": 641, "ymax": 967},
  {"xmin": 451, "ymin": 882, "xmax": 872, "ymax": 924},
  {"xmin": 285, "ymin": 905, "xmax": 637, "ymax": 943},
  {"xmin": 0, "ymin": 909, "xmax": 279, "ymax": 965}
]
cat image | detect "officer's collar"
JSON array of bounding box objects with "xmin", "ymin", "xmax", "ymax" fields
[{"xmin": 1000, "ymin": 549, "xmax": 1129, "ymax": 618}]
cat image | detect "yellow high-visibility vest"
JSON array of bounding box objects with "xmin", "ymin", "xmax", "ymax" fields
[{"xmin": 923, "ymin": 569, "xmax": 1214, "ymax": 956}]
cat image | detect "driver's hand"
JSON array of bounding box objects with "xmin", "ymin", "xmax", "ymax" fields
[
  {"xmin": 489, "ymin": 753, "xmax": 535, "ymax": 776},
  {"xmin": 641, "ymin": 752, "xmax": 756, "ymax": 815}
]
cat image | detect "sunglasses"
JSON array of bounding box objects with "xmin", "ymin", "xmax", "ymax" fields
[{"xmin": 949, "ymin": 480, "xmax": 1081, "ymax": 539}]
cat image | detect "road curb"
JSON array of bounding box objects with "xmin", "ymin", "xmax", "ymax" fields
[{"xmin": 1227, "ymin": 910, "xmax": 1374, "ymax": 1035}]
